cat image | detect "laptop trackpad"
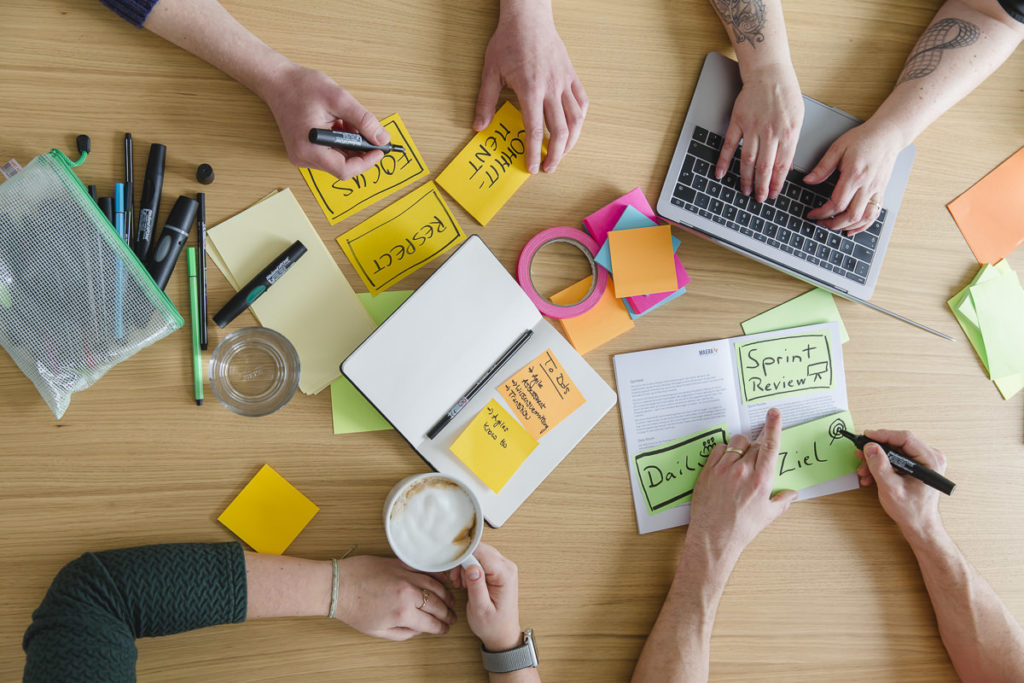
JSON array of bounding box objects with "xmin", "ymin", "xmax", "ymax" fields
[{"xmin": 792, "ymin": 97, "xmax": 862, "ymax": 173}]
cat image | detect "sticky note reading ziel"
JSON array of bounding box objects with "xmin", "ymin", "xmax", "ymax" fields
[
  {"xmin": 451, "ymin": 399, "xmax": 538, "ymax": 493},
  {"xmin": 217, "ymin": 464, "xmax": 319, "ymax": 555}
]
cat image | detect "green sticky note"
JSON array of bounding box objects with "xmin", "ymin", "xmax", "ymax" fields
[
  {"xmin": 633, "ymin": 424, "xmax": 729, "ymax": 514},
  {"xmin": 735, "ymin": 330, "xmax": 836, "ymax": 404},
  {"xmin": 775, "ymin": 411, "xmax": 859, "ymax": 494},
  {"xmin": 742, "ymin": 289, "xmax": 849, "ymax": 344},
  {"xmin": 330, "ymin": 291, "xmax": 413, "ymax": 434},
  {"xmin": 971, "ymin": 271, "xmax": 1024, "ymax": 379}
]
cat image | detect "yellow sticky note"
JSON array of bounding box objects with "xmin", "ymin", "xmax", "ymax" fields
[
  {"xmin": 436, "ymin": 101, "xmax": 538, "ymax": 226},
  {"xmin": 337, "ymin": 182, "xmax": 465, "ymax": 294},
  {"xmin": 498, "ymin": 349, "xmax": 585, "ymax": 439},
  {"xmin": 550, "ymin": 276, "xmax": 634, "ymax": 354},
  {"xmin": 300, "ymin": 114, "xmax": 429, "ymax": 224},
  {"xmin": 451, "ymin": 399, "xmax": 538, "ymax": 493},
  {"xmin": 217, "ymin": 465, "xmax": 319, "ymax": 555},
  {"xmin": 608, "ymin": 225, "xmax": 677, "ymax": 298}
]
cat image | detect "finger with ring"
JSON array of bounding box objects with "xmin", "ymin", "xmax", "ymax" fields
[{"xmin": 416, "ymin": 588, "xmax": 431, "ymax": 610}]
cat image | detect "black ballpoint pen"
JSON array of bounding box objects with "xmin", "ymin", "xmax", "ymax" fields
[
  {"xmin": 838, "ymin": 429, "xmax": 957, "ymax": 495},
  {"xmin": 197, "ymin": 193, "xmax": 208, "ymax": 350}
]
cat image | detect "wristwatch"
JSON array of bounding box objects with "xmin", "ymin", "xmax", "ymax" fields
[{"xmin": 480, "ymin": 628, "xmax": 539, "ymax": 673}]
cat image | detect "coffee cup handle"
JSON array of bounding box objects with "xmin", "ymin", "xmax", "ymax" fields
[{"xmin": 460, "ymin": 554, "xmax": 482, "ymax": 572}]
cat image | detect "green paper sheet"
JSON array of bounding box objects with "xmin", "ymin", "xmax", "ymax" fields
[
  {"xmin": 775, "ymin": 411, "xmax": 859, "ymax": 494},
  {"xmin": 735, "ymin": 330, "xmax": 836, "ymax": 404},
  {"xmin": 971, "ymin": 272, "xmax": 1024, "ymax": 379},
  {"xmin": 742, "ymin": 289, "xmax": 850, "ymax": 344},
  {"xmin": 633, "ymin": 424, "xmax": 729, "ymax": 514}
]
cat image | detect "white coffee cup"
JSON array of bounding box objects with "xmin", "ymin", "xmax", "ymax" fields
[{"xmin": 383, "ymin": 473, "xmax": 484, "ymax": 573}]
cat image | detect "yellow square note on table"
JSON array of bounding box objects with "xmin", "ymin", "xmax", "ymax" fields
[
  {"xmin": 300, "ymin": 114, "xmax": 429, "ymax": 224},
  {"xmin": 608, "ymin": 225, "xmax": 677, "ymax": 298},
  {"xmin": 218, "ymin": 464, "xmax": 319, "ymax": 555},
  {"xmin": 498, "ymin": 349, "xmax": 586, "ymax": 439},
  {"xmin": 551, "ymin": 275, "xmax": 634, "ymax": 354},
  {"xmin": 337, "ymin": 182, "xmax": 465, "ymax": 295},
  {"xmin": 451, "ymin": 399, "xmax": 539, "ymax": 493},
  {"xmin": 436, "ymin": 101, "xmax": 539, "ymax": 226}
]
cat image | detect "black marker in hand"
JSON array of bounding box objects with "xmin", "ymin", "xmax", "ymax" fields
[
  {"xmin": 837, "ymin": 428, "xmax": 956, "ymax": 496},
  {"xmin": 308, "ymin": 128, "xmax": 405, "ymax": 154}
]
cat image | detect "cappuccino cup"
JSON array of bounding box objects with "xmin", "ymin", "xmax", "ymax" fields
[{"xmin": 384, "ymin": 473, "xmax": 483, "ymax": 573}]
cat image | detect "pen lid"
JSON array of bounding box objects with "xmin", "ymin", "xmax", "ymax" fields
[
  {"xmin": 166, "ymin": 195, "xmax": 199, "ymax": 231},
  {"xmin": 114, "ymin": 183, "xmax": 125, "ymax": 212},
  {"xmin": 187, "ymin": 246, "xmax": 197, "ymax": 277},
  {"xmin": 284, "ymin": 240, "xmax": 308, "ymax": 262}
]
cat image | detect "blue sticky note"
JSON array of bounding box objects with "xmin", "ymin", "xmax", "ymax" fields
[
  {"xmin": 615, "ymin": 205, "xmax": 659, "ymax": 230},
  {"xmin": 625, "ymin": 287, "xmax": 686, "ymax": 319}
]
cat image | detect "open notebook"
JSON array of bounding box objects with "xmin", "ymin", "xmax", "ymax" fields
[{"xmin": 343, "ymin": 236, "xmax": 617, "ymax": 527}]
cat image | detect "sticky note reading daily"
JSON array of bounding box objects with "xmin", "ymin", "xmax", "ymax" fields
[
  {"xmin": 633, "ymin": 424, "xmax": 729, "ymax": 513},
  {"xmin": 608, "ymin": 225, "xmax": 678, "ymax": 298},
  {"xmin": 436, "ymin": 101, "xmax": 536, "ymax": 226},
  {"xmin": 551, "ymin": 275, "xmax": 634, "ymax": 354},
  {"xmin": 300, "ymin": 114, "xmax": 429, "ymax": 224},
  {"xmin": 742, "ymin": 289, "xmax": 850, "ymax": 344},
  {"xmin": 217, "ymin": 464, "xmax": 319, "ymax": 555},
  {"xmin": 451, "ymin": 399, "xmax": 539, "ymax": 493},
  {"xmin": 947, "ymin": 146, "xmax": 1024, "ymax": 264},
  {"xmin": 775, "ymin": 411, "xmax": 859, "ymax": 494},
  {"xmin": 735, "ymin": 330, "xmax": 835, "ymax": 404},
  {"xmin": 337, "ymin": 182, "xmax": 464, "ymax": 294},
  {"xmin": 498, "ymin": 349, "xmax": 586, "ymax": 439}
]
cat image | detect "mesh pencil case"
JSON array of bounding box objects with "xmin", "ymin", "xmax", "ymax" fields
[{"xmin": 0, "ymin": 148, "xmax": 182, "ymax": 418}]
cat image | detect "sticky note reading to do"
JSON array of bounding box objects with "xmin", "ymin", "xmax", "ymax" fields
[
  {"xmin": 301, "ymin": 114, "xmax": 428, "ymax": 224},
  {"xmin": 633, "ymin": 424, "xmax": 729, "ymax": 514},
  {"xmin": 217, "ymin": 464, "xmax": 319, "ymax": 555},
  {"xmin": 498, "ymin": 349, "xmax": 586, "ymax": 439},
  {"xmin": 337, "ymin": 182, "xmax": 465, "ymax": 294},
  {"xmin": 436, "ymin": 101, "xmax": 538, "ymax": 226},
  {"xmin": 451, "ymin": 399, "xmax": 538, "ymax": 493},
  {"xmin": 735, "ymin": 331, "xmax": 835, "ymax": 404},
  {"xmin": 775, "ymin": 412, "xmax": 859, "ymax": 493}
]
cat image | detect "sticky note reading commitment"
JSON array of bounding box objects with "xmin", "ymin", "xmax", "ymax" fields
[
  {"xmin": 337, "ymin": 182, "xmax": 464, "ymax": 294},
  {"xmin": 634, "ymin": 424, "xmax": 729, "ymax": 514},
  {"xmin": 499, "ymin": 349, "xmax": 585, "ymax": 439},
  {"xmin": 451, "ymin": 399, "xmax": 538, "ymax": 493},
  {"xmin": 775, "ymin": 412, "xmax": 859, "ymax": 493},
  {"xmin": 217, "ymin": 464, "xmax": 319, "ymax": 555},
  {"xmin": 436, "ymin": 101, "xmax": 536, "ymax": 226},
  {"xmin": 301, "ymin": 114, "xmax": 428, "ymax": 224},
  {"xmin": 735, "ymin": 331, "xmax": 834, "ymax": 404}
]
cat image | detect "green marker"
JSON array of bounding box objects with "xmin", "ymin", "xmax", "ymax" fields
[
  {"xmin": 187, "ymin": 248, "xmax": 204, "ymax": 406},
  {"xmin": 212, "ymin": 240, "xmax": 307, "ymax": 328}
]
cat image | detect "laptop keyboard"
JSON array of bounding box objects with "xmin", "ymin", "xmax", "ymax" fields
[{"xmin": 671, "ymin": 125, "xmax": 885, "ymax": 285}]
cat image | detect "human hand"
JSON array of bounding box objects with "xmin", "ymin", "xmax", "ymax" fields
[
  {"xmin": 717, "ymin": 62, "xmax": 803, "ymax": 202},
  {"xmin": 855, "ymin": 429, "xmax": 946, "ymax": 539},
  {"xmin": 334, "ymin": 556, "xmax": 455, "ymax": 641},
  {"xmin": 449, "ymin": 543, "xmax": 522, "ymax": 652},
  {"xmin": 475, "ymin": 1, "xmax": 588, "ymax": 174},
  {"xmin": 804, "ymin": 120, "xmax": 905, "ymax": 234},
  {"xmin": 687, "ymin": 408, "xmax": 798, "ymax": 562},
  {"xmin": 259, "ymin": 61, "xmax": 389, "ymax": 180}
]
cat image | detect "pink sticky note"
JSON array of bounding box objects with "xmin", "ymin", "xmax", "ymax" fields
[
  {"xmin": 583, "ymin": 188, "xmax": 658, "ymax": 244},
  {"xmin": 626, "ymin": 256, "xmax": 691, "ymax": 314}
]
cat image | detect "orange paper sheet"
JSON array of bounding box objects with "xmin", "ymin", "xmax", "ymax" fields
[
  {"xmin": 498, "ymin": 349, "xmax": 585, "ymax": 439},
  {"xmin": 947, "ymin": 146, "xmax": 1024, "ymax": 264},
  {"xmin": 550, "ymin": 276, "xmax": 634, "ymax": 354},
  {"xmin": 607, "ymin": 225, "xmax": 677, "ymax": 298}
]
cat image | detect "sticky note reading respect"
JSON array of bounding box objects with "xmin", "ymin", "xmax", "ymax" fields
[
  {"xmin": 633, "ymin": 424, "xmax": 729, "ymax": 514},
  {"xmin": 735, "ymin": 331, "xmax": 835, "ymax": 404},
  {"xmin": 436, "ymin": 101, "xmax": 538, "ymax": 226},
  {"xmin": 775, "ymin": 412, "xmax": 859, "ymax": 493},
  {"xmin": 300, "ymin": 114, "xmax": 429, "ymax": 224},
  {"xmin": 337, "ymin": 182, "xmax": 464, "ymax": 294},
  {"xmin": 451, "ymin": 399, "xmax": 538, "ymax": 493},
  {"xmin": 498, "ymin": 349, "xmax": 585, "ymax": 439},
  {"xmin": 217, "ymin": 464, "xmax": 319, "ymax": 555}
]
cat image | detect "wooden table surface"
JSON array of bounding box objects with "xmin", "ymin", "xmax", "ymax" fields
[{"xmin": 2, "ymin": 0, "xmax": 1022, "ymax": 680}]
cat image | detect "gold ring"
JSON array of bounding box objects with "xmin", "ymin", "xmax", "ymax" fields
[
  {"xmin": 724, "ymin": 447, "xmax": 744, "ymax": 456},
  {"xmin": 417, "ymin": 589, "xmax": 430, "ymax": 610},
  {"xmin": 867, "ymin": 198, "xmax": 881, "ymax": 208}
]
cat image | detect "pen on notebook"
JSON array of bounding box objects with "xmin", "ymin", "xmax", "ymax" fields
[
  {"xmin": 197, "ymin": 193, "xmax": 208, "ymax": 350},
  {"xmin": 425, "ymin": 329, "xmax": 534, "ymax": 440},
  {"xmin": 838, "ymin": 429, "xmax": 956, "ymax": 496},
  {"xmin": 124, "ymin": 133, "xmax": 134, "ymax": 249},
  {"xmin": 213, "ymin": 240, "xmax": 307, "ymax": 328},
  {"xmin": 308, "ymin": 128, "xmax": 405, "ymax": 154},
  {"xmin": 187, "ymin": 247, "xmax": 204, "ymax": 406}
]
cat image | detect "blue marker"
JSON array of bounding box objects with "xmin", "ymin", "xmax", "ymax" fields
[
  {"xmin": 114, "ymin": 183, "xmax": 127, "ymax": 339},
  {"xmin": 212, "ymin": 240, "xmax": 306, "ymax": 328}
]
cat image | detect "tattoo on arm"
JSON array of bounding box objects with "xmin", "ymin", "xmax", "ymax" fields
[
  {"xmin": 898, "ymin": 17, "xmax": 980, "ymax": 84},
  {"xmin": 711, "ymin": 0, "xmax": 767, "ymax": 47}
]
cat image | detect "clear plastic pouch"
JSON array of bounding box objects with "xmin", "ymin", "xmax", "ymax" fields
[{"xmin": 0, "ymin": 149, "xmax": 182, "ymax": 418}]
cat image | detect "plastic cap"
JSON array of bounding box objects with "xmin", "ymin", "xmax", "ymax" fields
[{"xmin": 196, "ymin": 163, "xmax": 215, "ymax": 184}]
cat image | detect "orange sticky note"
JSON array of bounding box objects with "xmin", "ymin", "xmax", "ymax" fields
[
  {"xmin": 550, "ymin": 276, "xmax": 634, "ymax": 354},
  {"xmin": 948, "ymin": 147, "xmax": 1024, "ymax": 264},
  {"xmin": 607, "ymin": 225, "xmax": 677, "ymax": 298},
  {"xmin": 217, "ymin": 465, "xmax": 319, "ymax": 555},
  {"xmin": 451, "ymin": 399, "xmax": 538, "ymax": 493},
  {"xmin": 498, "ymin": 349, "xmax": 586, "ymax": 439}
]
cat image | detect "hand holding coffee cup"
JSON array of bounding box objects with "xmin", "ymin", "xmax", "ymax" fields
[{"xmin": 449, "ymin": 542, "xmax": 526, "ymax": 653}]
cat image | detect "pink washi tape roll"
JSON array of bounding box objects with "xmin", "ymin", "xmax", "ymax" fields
[{"xmin": 516, "ymin": 226, "xmax": 609, "ymax": 319}]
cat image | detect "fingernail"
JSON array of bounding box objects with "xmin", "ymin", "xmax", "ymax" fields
[
  {"xmin": 742, "ymin": 185, "xmax": 750, "ymax": 195},
  {"xmin": 467, "ymin": 566, "xmax": 482, "ymax": 580},
  {"xmin": 473, "ymin": 118, "xmax": 484, "ymax": 129},
  {"xmin": 529, "ymin": 164, "xmax": 539, "ymax": 174},
  {"xmin": 715, "ymin": 168, "xmax": 724, "ymax": 179},
  {"xmin": 768, "ymin": 407, "xmax": 779, "ymax": 419}
]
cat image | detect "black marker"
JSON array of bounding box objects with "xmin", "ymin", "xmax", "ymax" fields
[
  {"xmin": 98, "ymin": 197, "xmax": 114, "ymax": 224},
  {"xmin": 838, "ymin": 430, "xmax": 956, "ymax": 496},
  {"xmin": 213, "ymin": 240, "xmax": 307, "ymax": 328},
  {"xmin": 135, "ymin": 143, "xmax": 165, "ymax": 261},
  {"xmin": 308, "ymin": 128, "xmax": 405, "ymax": 154},
  {"xmin": 145, "ymin": 196, "xmax": 198, "ymax": 290},
  {"xmin": 197, "ymin": 193, "xmax": 208, "ymax": 350},
  {"xmin": 124, "ymin": 133, "xmax": 134, "ymax": 249}
]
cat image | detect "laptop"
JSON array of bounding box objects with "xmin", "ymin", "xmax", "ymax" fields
[{"xmin": 657, "ymin": 52, "xmax": 916, "ymax": 301}]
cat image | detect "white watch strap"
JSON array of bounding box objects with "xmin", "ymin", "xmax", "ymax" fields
[{"xmin": 481, "ymin": 629, "xmax": 538, "ymax": 673}]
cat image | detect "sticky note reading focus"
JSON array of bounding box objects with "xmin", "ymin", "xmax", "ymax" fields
[
  {"xmin": 735, "ymin": 331, "xmax": 835, "ymax": 404},
  {"xmin": 775, "ymin": 412, "xmax": 859, "ymax": 493},
  {"xmin": 551, "ymin": 275, "xmax": 634, "ymax": 354},
  {"xmin": 337, "ymin": 182, "xmax": 464, "ymax": 294},
  {"xmin": 451, "ymin": 399, "xmax": 538, "ymax": 493},
  {"xmin": 499, "ymin": 349, "xmax": 585, "ymax": 439},
  {"xmin": 634, "ymin": 424, "xmax": 729, "ymax": 514},
  {"xmin": 217, "ymin": 465, "xmax": 319, "ymax": 555},
  {"xmin": 301, "ymin": 114, "xmax": 428, "ymax": 224},
  {"xmin": 436, "ymin": 101, "xmax": 535, "ymax": 226},
  {"xmin": 608, "ymin": 225, "xmax": 678, "ymax": 298}
]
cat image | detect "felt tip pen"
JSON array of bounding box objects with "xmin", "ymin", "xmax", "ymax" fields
[
  {"xmin": 187, "ymin": 248, "xmax": 204, "ymax": 406},
  {"xmin": 213, "ymin": 240, "xmax": 307, "ymax": 328},
  {"xmin": 838, "ymin": 430, "xmax": 957, "ymax": 496},
  {"xmin": 114, "ymin": 184, "xmax": 127, "ymax": 340},
  {"xmin": 135, "ymin": 143, "xmax": 165, "ymax": 262},
  {"xmin": 124, "ymin": 133, "xmax": 134, "ymax": 249},
  {"xmin": 308, "ymin": 128, "xmax": 405, "ymax": 154},
  {"xmin": 197, "ymin": 193, "xmax": 208, "ymax": 350}
]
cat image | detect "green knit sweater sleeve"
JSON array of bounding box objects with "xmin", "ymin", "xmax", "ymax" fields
[{"xmin": 23, "ymin": 542, "xmax": 247, "ymax": 682}]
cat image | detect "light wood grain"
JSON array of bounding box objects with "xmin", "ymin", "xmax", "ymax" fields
[{"xmin": 1, "ymin": 0, "xmax": 1022, "ymax": 680}]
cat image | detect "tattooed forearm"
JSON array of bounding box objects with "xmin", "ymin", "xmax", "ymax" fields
[
  {"xmin": 711, "ymin": 0, "xmax": 767, "ymax": 47},
  {"xmin": 898, "ymin": 17, "xmax": 980, "ymax": 84}
]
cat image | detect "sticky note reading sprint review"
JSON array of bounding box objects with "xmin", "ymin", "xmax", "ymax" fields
[
  {"xmin": 337, "ymin": 182, "xmax": 464, "ymax": 295},
  {"xmin": 735, "ymin": 330, "xmax": 835, "ymax": 404},
  {"xmin": 451, "ymin": 399, "xmax": 538, "ymax": 493},
  {"xmin": 499, "ymin": 349, "xmax": 585, "ymax": 439},
  {"xmin": 301, "ymin": 114, "xmax": 428, "ymax": 224},
  {"xmin": 437, "ymin": 101, "xmax": 537, "ymax": 226},
  {"xmin": 218, "ymin": 465, "xmax": 319, "ymax": 555}
]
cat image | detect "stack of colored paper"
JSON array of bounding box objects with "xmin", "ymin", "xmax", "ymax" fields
[{"xmin": 947, "ymin": 260, "xmax": 1024, "ymax": 399}]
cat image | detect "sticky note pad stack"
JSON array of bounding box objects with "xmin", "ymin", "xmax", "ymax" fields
[{"xmin": 218, "ymin": 465, "xmax": 319, "ymax": 554}]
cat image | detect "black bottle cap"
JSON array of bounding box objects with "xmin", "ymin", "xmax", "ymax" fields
[{"xmin": 196, "ymin": 163, "xmax": 215, "ymax": 185}]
